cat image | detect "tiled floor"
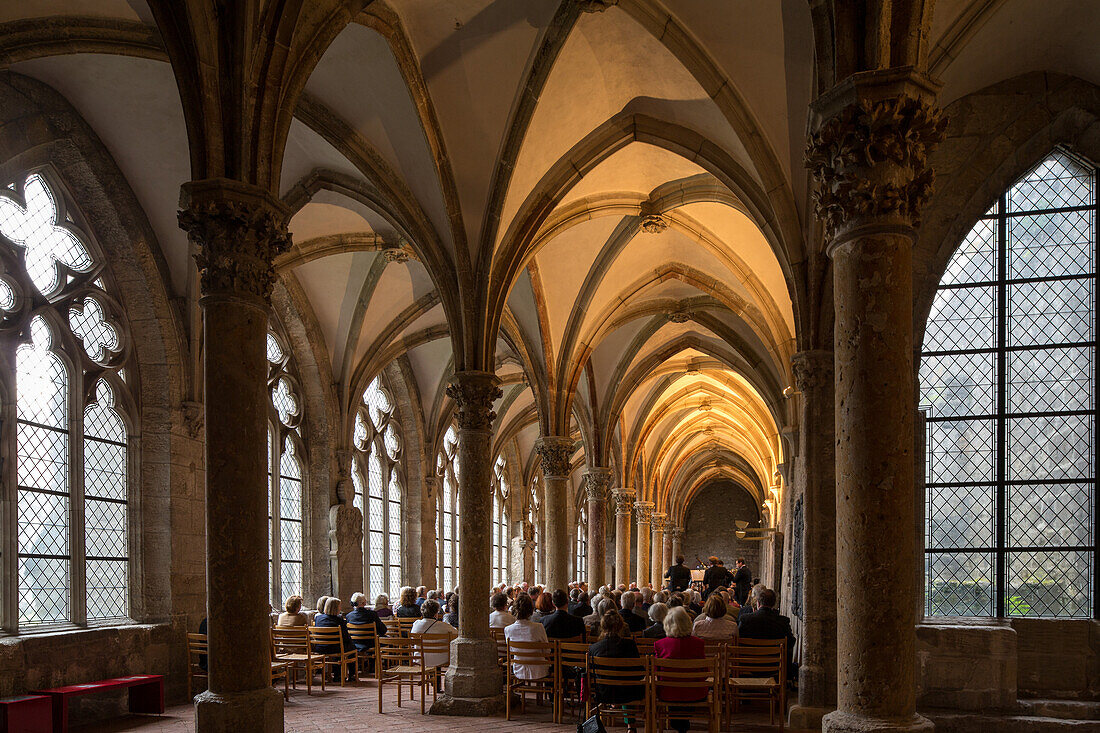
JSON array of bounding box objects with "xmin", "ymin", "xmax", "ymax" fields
[{"xmin": 75, "ymin": 680, "xmax": 803, "ymax": 732}]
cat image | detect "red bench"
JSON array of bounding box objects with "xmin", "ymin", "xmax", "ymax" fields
[
  {"xmin": 32, "ymin": 674, "xmax": 164, "ymax": 731},
  {"xmin": 0, "ymin": 694, "xmax": 52, "ymax": 732}
]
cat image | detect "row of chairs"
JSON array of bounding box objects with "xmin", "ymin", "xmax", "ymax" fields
[{"xmin": 502, "ymin": 637, "xmax": 787, "ymax": 730}]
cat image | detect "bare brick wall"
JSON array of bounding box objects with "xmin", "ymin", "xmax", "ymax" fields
[{"xmin": 682, "ymin": 480, "xmax": 762, "ymax": 581}]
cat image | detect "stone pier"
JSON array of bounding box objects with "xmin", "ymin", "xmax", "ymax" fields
[
  {"xmin": 611, "ymin": 488, "xmax": 635, "ymax": 586},
  {"xmin": 634, "ymin": 501, "xmax": 654, "ymax": 588},
  {"xmin": 536, "ymin": 436, "xmax": 573, "ymax": 593},
  {"xmin": 650, "ymin": 512, "xmax": 667, "ymax": 588},
  {"xmin": 584, "ymin": 468, "xmax": 612, "ymax": 589}
]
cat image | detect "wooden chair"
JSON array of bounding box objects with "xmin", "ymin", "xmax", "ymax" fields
[
  {"xmin": 271, "ymin": 626, "xmax": 325, "ymax": 694},
  {"xmin": 489, "ymin": 627, "xmax": 507, "ymax": 667},
  {"xmin": 270, "ymin": 659, "xmax": 290, "ymax": 701},
  {"xmin": 556, "ymin": 641, "xmax": 589, "ymax": 724},
  {"xmin": 650, "ymin": 656, "xmax": 720, "ymax": 733},
  {"xmin": 587, "ymin": 655, "xmax": 649, "ymax": 731},
  {"xmin": 634, "ymin": 636, "xmax": 656, "ymax": 656},
  {"xmin": 185, "ymin": 633, "xmax": 207, "ymax": 699},
  {"xmin": 376, "ymin": 637, "xmax": 419, "ymax": 713},
  {"xmin": 505, "ymin": 640, "xmax": 556, "ymax": 720},
  {"xmin": 395, "ymin": 617, "xmax": 418, "ymax": 637},
  {"xmin": 347, "ymin": 622, "xmax": 379, "ymax": 679},
  {"xmin": 725, "ymin": 638, "xmax": 787, "ymax": 728},
  {"xmin": 309, "ymin": 626, "xmax": 358, "ymax": 685},
  {"xmin": 411, "ymin": 632, "xmax": 453, "ymax": 714}
]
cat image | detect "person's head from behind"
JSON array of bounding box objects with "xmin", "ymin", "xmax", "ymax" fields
[
  {"xmin": 491, "ymin": 592, "xmax": 509, "ymax": 611},
  {"xmin": 375, "ymin": 593, "xmax": 390, "ymax": 609},
  {"xmin": 324, "ymin": 597, "xmax": 341, "ymax": 615},
  {"xmin": 668, "ymin": 593, "xmax": 683, "ymax": 608},
  {"xmin": 758, "ymin": 588, "xmax": 777, "ymax": 609},
  {"xmin": 641, "ymin": 588, "xmax": 654, "ymax": 604},
  {"xmin": 676, "ymin": 554, "xmax": 685, "ymax": 566},
  {"xmin": 599, "ymin": 606, "xmax": 628, "ymax": 640},
  {"xmin": 704, "ymin": 594, "xmax": 727, "ymax": 620},
  {"xmin": 648, "ymin": 602, "xmax": 669, "ymax": 626},
  {"xmin": 569, "ymin": 588, "xmax": 581, "ymax": 602},
  {"xmin": 399, "ymin": 586, "xmax": 417, "ymax": 606},
  {"xmin": 552, "ymin": 589, "xmax": 569, "ymax": 610},
  {"xmin": 620, "ymin": 591, "xmax": 636, "ymax": 610},
  {"xmin": 654, "ymin": 591, "xmax": 668, "ymax": 604},
  {"xmin": 350, "ymin": 592, "xmax": 366, "ymax": 608},
  {"xmin": 416, "ymin": 585, "xmax": 427, "ymax": 598},
  {"xmin": 663, "ymin": 606, "xmax": 693, "ymax": 638},
  {"xmin": 421, "ymin": 599, "xmax": 440, "ymax": 619},
  {"xmin": 427, "ymin": 590, "xmax": 439, "ymax": 601},
  {"xmin": 316, "ymin": 595, "xmax": 330, "ymax": 613},
  {"xmin": 749, "ymin": 583, "xmax": 767, "ymax": 609},
  {"xmin": 536, "ymin": 592, "xmax": 554, "ymax": 614},
  {"xmin": 578, "ymin": 591, "xmax": 589, "ymax": 606},
  {"xmin": 596, "ymin": 598, "xmax": 616, "ymax": 618},
  {"xmin": 285, "ymin": 595, "xmax": 303, "ymax": 614},
  {"xmin": 447, "ymin": 595, "xmax": 459, "ymax": 613},
  {"xmin": 708, "ymin": 556, "xmax": 720, "ymax": 567},
  {"xmin": 513, "ymin": 593, "xmax": 535, "ymax": 620}
]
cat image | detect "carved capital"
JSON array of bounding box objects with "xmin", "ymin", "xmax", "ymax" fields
[
  {"xmin": 446, "ymin": 371, "xmax": 502, "ymax": 430},
  {"xmin": 423, "ymin": 474, "xmax": 439, "ymax": 499},
  {"xmin": 666, "ymin": 307, "xmax": 694, "ymax": 323},
  {"xmin": 651, "ymin": 512, "xmax": 668, "ymax": 533},
  {"xmin": 791, "ymin": 350, "xmax": 834, "ymax": 392},
  {"xmin": 382, "ymin": 246, "xmax": 411, "ymax": 263},
  {"xmin": 535, "ymin": 436, "xmax": 573, "ymax": 478},
  {"xmin": 178, "ymin": 178, "xmax": 291, "ymax": 302},
  {"xmin": 806, "ymin": 89, "xmax": 946, "ymax": 244},
  {"xmin": 611, "ymin": 488, "xmax": 636, "ymax": 516},
  {"xmin": 584, "ymin": 468, "xmax": 613, "ymax": 502},
  {"xmin": 576, "ymin": 0, "xmax": 616, "ymax": 12},
  {"xmin": 634, "ymin": 500, "xmax": 655, "ymax": 525},
  {"xmin": 180, "ymin": 400, "xmax": 203, "ymax": 438},
  {"xmin": 668, "ymin": 527, "xmax": 684, "ymax": 541}
]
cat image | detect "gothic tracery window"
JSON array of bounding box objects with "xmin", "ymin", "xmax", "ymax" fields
[
  {"xmin": 437, "ymin": 426, "xmax": 459, "ymax": 591},
  {"xmin": 575, "ymin": 505, "xmax": 588, "ymax": 583},
  {"xmin": 921, "ymin": 149, "xmax": 1098, "ymax": 618},
  {"xmin": 267, "ymin": 331, "xmax": 306, "ymax": 605},
  {"xmin": 0, "ymin": 171, "xmax": 132, "ymax": 630},
  {"xmin": 493, "ymin": 456, "xmax": 509, "ymax": 586},
  {"xmin": 353, "ymin": 377, "xmax": 403, "ymax": 600}
]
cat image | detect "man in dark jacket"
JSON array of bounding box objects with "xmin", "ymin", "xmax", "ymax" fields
[
  {"xmin": 733, "ymin": 558, "xmax": 753, "ymax": 606},
  {"xmin": 664, "ymin": 555, "xmax": 692, "ymax": 592},
  {"xmin": 619, "ymin": 591, "xmax": 647, "ymax": 632},
  {"xmin": 702, "ymin": 556, "xmax": 729, "ymax": 599},
  {"xmin": 569, "ymin": 591, "xmax": 594, "ymax": 618},
  {"xmin": 346, "ymin": 592, "xmax": 387, "ymax": 651},
  {"xmin": 542, "ymin": 589, "xmax": 587, "ymax": 639},
  {"xmin": 738, "ymin": 588, "xmax": 796, "ymax": 678}
]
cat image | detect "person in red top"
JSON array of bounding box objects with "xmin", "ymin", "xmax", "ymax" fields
[{"xmin": 653, "ymin": 606, "xmax": 707, "ymax": 733}]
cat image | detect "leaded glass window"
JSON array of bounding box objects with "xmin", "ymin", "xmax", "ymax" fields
[
  {"xmin": 437, "ymin": 426, "xmax": 459, "ymax": 591},
  {"xmin": 1, "ymin": 170, "xmax": 133, "ymax": 631},
  {"xmin": 353, "ymin": 377, "xmax": 403, "ymax": 599},
  {"xmin": 575, "ymin": 505, "xmax": 587, "ymax": 583},
  {"xmin": 921, "ymin": 149, "xmax": 1098, "ymax": 618},
  {"xmin": 266, "ymin": 330, "xmax": 307, "ymax": 605},
  {"xmin": 492, "ymin": 456, "xmax": 509, "ymax": 586}
]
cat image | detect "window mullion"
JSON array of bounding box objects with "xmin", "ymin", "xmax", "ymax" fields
[
  {"xmin": 1094, "ymin": 168, "xmax": 1100, "ymax": 620},
  {"xmin": 995, "ymin": 191, "xmax": 1008, "ymax": 618},
  {"xmin": 271, "ymin": 429, "xmax": 281, "ymax": 606},
  {"xmin": 71, "ymin": 371, "xmax": 87, "ymax": 626}
]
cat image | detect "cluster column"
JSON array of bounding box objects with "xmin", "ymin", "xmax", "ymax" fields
[
  {"xmin": 611, "ymin": 488, "xmax": 635, "ymax": 585},
  {"xmin": 584, "ymin": 468, "xmax": 613, "ymax": 589},
  {"xmin": 808, "ymin": 73, "xmax": 944, "ymax": 733},
  {"xmin": 650, "ymin": 513, "xmax": 667, "ymax": 588},
  {"xmin": 634, "ymin": 501, "xmax": 654, "ymax": 587},
  {"xmin": 535, "ymin": 437, "xmax": 574, "ymax": 592},
  {"xmin": 178, "ymin": 179, "xmax": 290, "ymax": 732},
  {"xmin": 436, "ymin": 371, "xmax": 503, "ymax": 714}
]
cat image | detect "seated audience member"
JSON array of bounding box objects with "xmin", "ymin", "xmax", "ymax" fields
[
  {"xmin": 489, "ymin": 592, "xmax": 516, "ymax": 628},
  {"xmin": 643, "ymin": 602, "xmax": 669, "ymax": 639},
  {"xmin": 588, "ymin": 609, "xmax": 644, "ymax": 733},
  {"xmin": 737, "ymin": 587, "xmax": 796, "ymax": 673},
  {"xmin": 374, "ymin": 593, "xmax": 393, "ymax": 618},
  {"xmin": 719, "ymin": 590, "xmax": 742, "ymax": 621},
  {"xmin": 410, "ymin": 599, "xmax": 457, "ymax": 669},
  {"xmin": 315, "ymin": 595, "xmax": 330, "ymax": 614},
  {"xmin": 747, "ymin": 583, "xmax": 767, "ymax": 612},
  {"xmin": 542, "ymin": 589, "xmax": 587, "ymax": 640},
  {"xmin": 415, "ymin": 586, "xmax": 428, "ymax": 606},
  {"xmin": 395, "ymin": 586, "xmax": 421, "ymax": 618},
  {"xmin": 504, "ymin": 594, "xmax": 550, "ymax": 680},
  {"xmin": 584, "ymin": 598, "xmax": 616, "ymax": 636},
  {"xmin": 686, "ymin": 591, "xmax": 703, "ymax": 616},
  {"xmin": 278, "ymin": 595, "xmax": 308, "ymax": 626},
  {"xmin": 314, "ymin": 597, "xmax": 354, "ymax": 675},
  {"xmin": 667, "ymin": 593, "xmax": 684, "ymax": 610},
  {"xmin": 619, "ymin": 591, "xmax": 647, "ymax": 633},
  {"xmin": 531, "ymin": 591, "xmax": 554, "ymax": 622},
  {"xmin": 640, "ymin": 588, "xmax": 655, "ymax": 612},
  {"xmin": 571, "ymin": 591, "xmax": 594, "ymax": 618},
  {"xmin": 653, "ymin": 591, "xmax": 668, "ymax": 604},
  {"xmin": 654, "ymin": 607, "xmax": 706, "ymax": 733},
  {"xmin": 443, "ymin": 595, "xmax": 459, "ymax": 627},
  {"xmin": 691, "ymin": 594, "xmax": 739, "ymax": 640},
  {"xmin": 346, "ymin": 592, "xmax": 387, "ymax": 650},
  {"xmin": 632, "ymin": 591, "xmax": 648, "ymax": 621}
]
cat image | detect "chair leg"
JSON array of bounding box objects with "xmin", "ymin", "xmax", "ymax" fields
[
  {"xmin": 378, "ymin": 676, "xmax": 383, "ymax": 713},
  {"xmin": 505, "ymin": 678, "xmax": 511, "ymax": 720}
]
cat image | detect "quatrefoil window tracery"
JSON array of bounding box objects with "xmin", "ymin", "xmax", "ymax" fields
[
  {"xmin": 69, "ymin": 296, "xmax": 120, "ymax": 364},
  {"xmin": 271, "ymin": 377, "xmax": 300, "ymax": 427}
]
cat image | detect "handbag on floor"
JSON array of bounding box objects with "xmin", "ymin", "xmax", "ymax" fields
[{"xmin": 577, "ymin": 713, "xmax": 608, "ymax": 733}]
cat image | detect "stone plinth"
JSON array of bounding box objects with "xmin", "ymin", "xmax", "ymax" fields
[
  {"xmin": 436, "ymin": 637, "xmax": 503, "ymax": 713},
  {"xmin": 195, "ymin": 688, "xmax": 282, "ymax": 733},
  {"xmin": 917, "ymin": 622, "xmax": 1017, "ymax": 711}
]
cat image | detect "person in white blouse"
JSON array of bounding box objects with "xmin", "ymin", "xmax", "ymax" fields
[
  {"xmin": 410, "ymin": 599, "xmax": 456, "ymax": 669},
  {"xmin": 489, "ymin": 592, "xmax": 515, "ymax": 628},
  {"xmin": 504, "ymin": 594, "xmax": 550, "ymax": 680}
]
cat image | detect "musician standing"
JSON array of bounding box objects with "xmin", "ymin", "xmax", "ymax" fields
[
  {"xmin": 664, "ymin": 555, "xmax": 692, "ymax": 592},
  {"xmin": 733, "ymin": 557, "xmax": 752, "ymax": 606},
  {"xmin": 702, "ymin": 556, "xmax": 727, "ymax": 599}
]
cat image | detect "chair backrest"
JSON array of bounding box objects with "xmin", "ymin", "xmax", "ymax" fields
[
  {"xmin": 489, "ymin": 628, "xmax": 507, "ymax": 660},
  {"xmin": 186, "ymin": 633, "xmax": 207, "ymax": 667},
  {"xmin": 727, "ymin": 638, "xmax": 785, "ymax": 681},
  {"xmin": 634, "ymin": 637, "xmax": 656, "ymax": 655},
  {"xmin": 396, "ymin": 617, "xmax": 418, "ymax": 637},
  {"xmin": 308, "ymin": 625, "xmax": 345, "ymax": 652},
  {"xmin": 272, "ymin": 625, "xmax": 310, "ymax": 656},
  {"xmin": 651, "ymin": 656, "xmax": 716, "ymax": 697},
  {"xmin": 347, "ymin": 622, "xmax": 377, "ymax": 646},
  {"xmin": 377, "ymin": 635, "xmax": 415, "ymax": 665},
  {"xmin": 703, "ymin": 638, "xmax": 728, "ymax": 664},
  {"xmin": 412, "ymin": 632, "xmax": 453, "ymax": 667},
  {"xmin": 557, "ymin": 641, "xmax": 589, "ymax": 670},
  {"xmin": 506, "ymin": 640, "xmax": 555, "ymax": 673},
  {"xmin": 588, "ymin": 654, "xmax": 648, "ymax": 688}
]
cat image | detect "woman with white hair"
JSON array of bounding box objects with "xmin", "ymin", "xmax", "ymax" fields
[
  {"xmin": 643, "ymin": 602, "xmax": 669, "ymax": 638},
  {"xmin": 374, "ymin": 593, "xmax": 393, "ymax": 618},
  {"xmin": 346, "ymin": 592, "xmax": 387, "ymax": 650},
  {"xmin": 313, "ymin": 597, "xmax": 354, "ymax": 679},
  {"xmin": 411, "ymin": 599, "xmax": 457, "ymax": 669}
]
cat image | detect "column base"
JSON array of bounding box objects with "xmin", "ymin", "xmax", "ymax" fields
[
  {"xmin": 822, "ymin": 711, "xmax": 934, "ymax": 733},
  {"xmin": 789, "ymin": 704, "xmax": 834, "ymax": 730},
  {"xmin": 442, "ymin": 637, "xmax": 502, "ymax": 700},
  {"xmin": 195, "ymin": 687, "xmax": 282, "ymax": 733},
  {"xmin": 429, "ymin": 693, "xmax": 505, "ymax": 716}
]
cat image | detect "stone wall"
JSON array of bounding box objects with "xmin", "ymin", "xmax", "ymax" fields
[{"xmin": 682, "ymin": 480, "xmax": 762, "ymax": 578}]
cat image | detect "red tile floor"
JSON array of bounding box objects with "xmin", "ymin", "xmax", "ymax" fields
[{"xmin": 74, "ymin": 680, "xmax": 805, "ymax": 732}]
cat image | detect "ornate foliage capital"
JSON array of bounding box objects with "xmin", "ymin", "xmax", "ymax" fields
[
  {"xmin": 668, "ymin": 526, "xmax": 684, "ymax": 541},
  {"xmin": 535, "ymin": 436, "xmax": 574, "ymax": 478},
  {"xmin": 584, "ymin": 468, "xmax": 614, "ymax": 502},
  {"xmin": 634, "ymin": 500, "xmax": 655, "ymax": 524},
  {"xmin": 611, "ymin": 488, "xmax": 636, "ymax": 515},
  {"xmin": 791, "ymin": 350, "xmax": 834, "ymax": 392},
  {"xmin": 178, "ymin": 178, "xmax": 291, "ymax": 302},
  {"xmin": 806, "ymin": 92, "xmax": 946, "ymax": 242},
  {"xmin": 382, "ymin": 246, "xmax": 411, "ymax": 263},
  {"xmin": 651, "ymin": 512, "xmax": 668, "ymax": 532},
  {"xmin": 446, "ymin": 371, "xmax": 502, "ymax": 430}
]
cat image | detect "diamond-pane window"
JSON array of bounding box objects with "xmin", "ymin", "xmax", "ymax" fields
[
  {"xmin": 355, "ymin": 377, "xmax": 404, "ymax": 599},
  {"xmin": 921, "ymin": 149, "xmax": 1098, "ymax": 619}
]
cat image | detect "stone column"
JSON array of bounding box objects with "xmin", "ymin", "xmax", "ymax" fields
[
  {"xmin": 650, "ymin": 513, "xmax": 667, "ymax": 588},
  {"xmin": 663, "ymin": 528, "xmax": 674, "ymax": 576},
  {"xmin": 178, "ymin": 179, "xmax": 290, "ymax": 732},
  {"xmin": 422, "ymin": 475, "xmax": 439, "ymax": 588},
  {"xmin": 611, "ymin": 489, "xmax": 635, "ymax": 586},
  {"xmin": 584, "ymin": 468, "xmax": 612, "ymax": 589},
  {"xmin": 435, "ymin": 371, "xmax": 503, "ymax": 714},
  {"xmin": 536, "ymin": 436, "xmax": 573, "ymax": 592},
  {"xmin": 807, "ymin": 73, "xmax": 944, "ymax": 733},
  {"xmin": 669, "ymin": 527, "xmax": 684, "ymax": 563},
  {"xmin": 788, "ymin": 350, "xmax": 838, "ymax": 729},
  {"xmin": 634, "ymin": 501, "xmax": 654, "ymax": 588}
]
